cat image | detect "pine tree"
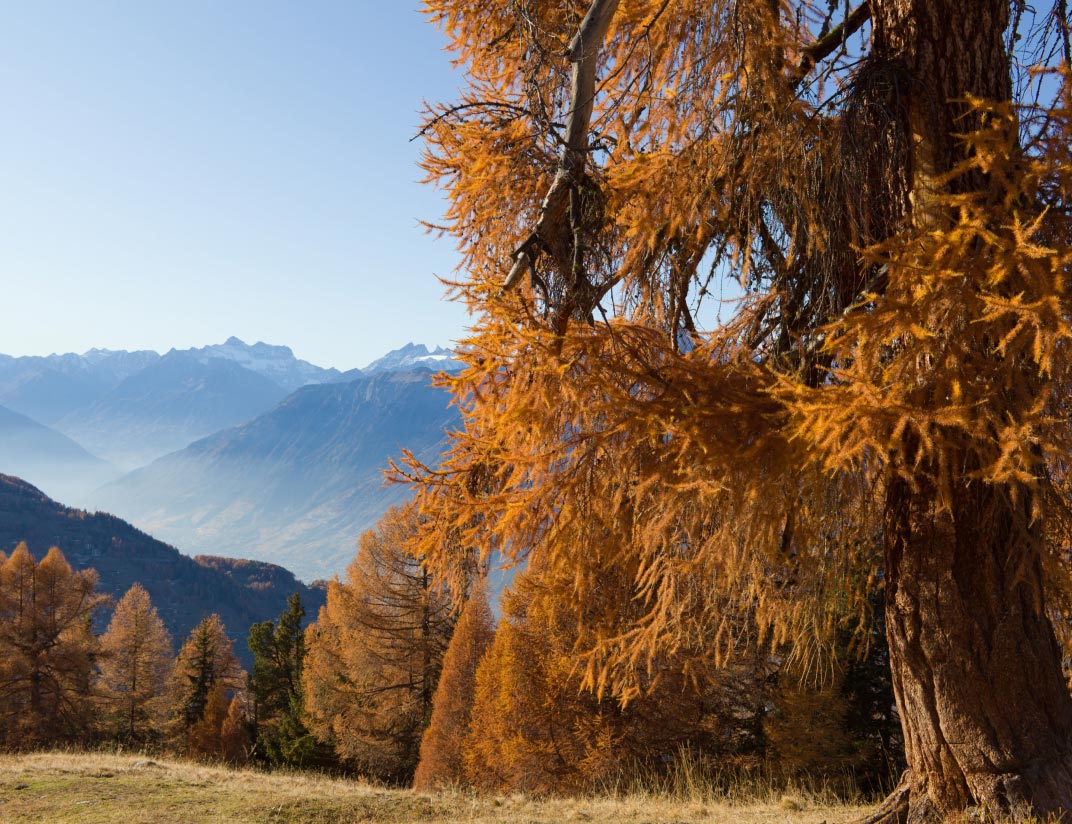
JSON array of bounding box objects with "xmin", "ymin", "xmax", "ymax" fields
[
  {"xmin": 401, "ymin": 1, "xmax": 1072, "ymax": 818},
  {"xmin": 302, "ymin": 505, "xmax": 461, "ymax": 784},
  {"xmin": 0, "ymin": 544, "xmax": 107, "ymax": 748},
  {"xmin": 98, "ymin": 583, "xmax": 173, "ymax": 745},
  {"xmin": 248, "ymin": 593, "xmax": 329, "ymax": 768},
  {"xmin": 413, "ymin": 579, "xmax": 495, "ymax": 791}
]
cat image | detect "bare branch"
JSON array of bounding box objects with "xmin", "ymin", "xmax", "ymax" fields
[
  {"xmin": 793, "ymin": 1, "xmax": 872, "ymax": 84},
  {"xmin": 503, "ymin": 0, "xmax": 621, "ymax": 292}
]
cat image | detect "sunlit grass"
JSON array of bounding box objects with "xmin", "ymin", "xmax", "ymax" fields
[{"xmin": 0, "ymin": 750, "xmax": 868, "ymax": 823}]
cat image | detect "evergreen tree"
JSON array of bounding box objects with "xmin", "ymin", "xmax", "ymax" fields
[
  {"xmin": 167, "ymin": 614, "xmax": 245, "ymax": 756},
  {"xmin": 248, "ymin": 593, "xmax": 330, "ymax": 768}
]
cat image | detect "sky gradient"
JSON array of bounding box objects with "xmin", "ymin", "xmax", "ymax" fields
[{"xmin": 0, "ymin": 1, "xmax": 469, "ymax": 371}]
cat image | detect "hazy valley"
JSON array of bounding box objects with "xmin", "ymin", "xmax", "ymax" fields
[{"xmin": 0, "ymin": 337, "xmax": 461, "ymax": 583}]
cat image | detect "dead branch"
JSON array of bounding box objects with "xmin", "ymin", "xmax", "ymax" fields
[{"xmin": 503, "ymin": 0, "xmax": 621, "ymax": 292}]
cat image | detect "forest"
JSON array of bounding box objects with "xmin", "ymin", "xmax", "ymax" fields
[
  {"xmin": 0, "ymin": 508, "xmax": 900, "ymax": 797},
  {"xmin": 2, "ymin": 1, "xmax": 1072, "ymax": 822}
]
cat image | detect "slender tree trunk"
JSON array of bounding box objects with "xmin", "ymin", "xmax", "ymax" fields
[{"xmin": 856, "ymin": 1, "xmax": 1072, "ymax": 820}]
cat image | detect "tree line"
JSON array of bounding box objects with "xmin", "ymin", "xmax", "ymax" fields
[{"xmin": 0, "ymin": 503, "xmax": 903, "ymax": 795}]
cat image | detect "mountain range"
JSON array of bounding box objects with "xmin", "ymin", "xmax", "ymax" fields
[
  {"xmin": 91, "ymin": 368, "xmax": 459, "ymax": 581},
  {"xmin": 55, "ymin": 350, "xmax": 291, "ymax": 470},
  {"xmin": 0, "ymin": 338, "xmax": 462, "ymax": 580}
]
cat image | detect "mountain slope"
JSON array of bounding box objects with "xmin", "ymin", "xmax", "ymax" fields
[
  {"xmin": 0, "ymin": 474, "xmax": 325, "ymax": 664},
  {"xmin": 56, "ymin": 350, "xmax": 289, "ymax": 469},
  {"xmin": 0, "ymin": 405, "xmax": 118, "ymax": 505},
  {"xmin": 92, "ymin": 369, "xmax": 459, "ymax": 580}
]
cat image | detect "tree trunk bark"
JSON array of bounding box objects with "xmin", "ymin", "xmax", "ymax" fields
[
  {"xmin": 871, "ymin": 477, "xmax": 1072, "ymax": 822},
  {"xmin": 855, "ymin": 1, "xmax": 1072, "ymax": 820}
]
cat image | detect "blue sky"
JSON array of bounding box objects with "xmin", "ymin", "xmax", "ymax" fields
[{"xmin": 0, "ymin": 1, "xmax": 469, "ymax": 371}]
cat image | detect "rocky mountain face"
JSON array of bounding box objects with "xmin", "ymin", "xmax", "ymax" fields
[
  {"xmin": 359, "ymin": 342, "xmax": 463, "ymax": 375},
  {"xmin": 91, "ymin": 367, "xmax": 459, "ymax": 581},
  {"xmin": 183, "ymin": 337, "xmax": 343, "ymax": 391},
  {"xmin": 0, "ymin": 474, "xmax": 325, "ymax": 664}
]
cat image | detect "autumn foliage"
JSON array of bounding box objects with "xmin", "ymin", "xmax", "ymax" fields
[
  {"xmin": 458, "ymin": 564, "xmax": 774, "ymax": 795},
  {"xmin": 303, "ymin": 505, "xmax": 461, "ymax": 784},
  {"xmin": 98, "ymin": 583, "xmax": 173, "ymax": 744},
  {"xmin": 0, "ymin": 544, "xmax": 107, "ymax": 747},
  {"xmin": 412, "ymin": 578, "xmax": 494, "ymax": 791},
  {"xmin": 399, "ymin": 0, "xmax": 1072, "ymax": 819}
]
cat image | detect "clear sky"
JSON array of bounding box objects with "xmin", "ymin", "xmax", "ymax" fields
[{"xmin": 0, "ymin": 1, "xmax": 470, "ymax": 371}]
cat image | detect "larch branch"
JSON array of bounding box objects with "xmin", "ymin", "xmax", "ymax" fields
[
  {"xmin": 794, "ymin": 1, "xmax": 872, "ymax": 83},
  {"xmin": 503, "ymin": 0, "xmax": 621, "ymax": 291}
]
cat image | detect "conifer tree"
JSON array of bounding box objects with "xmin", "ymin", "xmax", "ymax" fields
[
  {"xmin": 248, "ymin": 593, "xmax": 328, "ymax": 767},
  {"xmin": 167, "ymin": 614, "xmax": 245, "ymax": 756},
  {"xmin": 220, "ymin": 694, "xmax": 251, "ymax": 765},
  {"xmin": 413, "ymin": 579, "xmax": 495, "ymax": 791},
  {"xmin": 98, "ymin": 583, "xmax": 173, "ymax": 745},
  {"xmin": 0, "ymin": 544, "xmax": 107, "ymax": 748},
  {"xmin": 403, "ymin": 1, "xmax": 1072, "ymax": 818},
  {"xmin": 461, "ymin": 565, "xmax": 762, "ymax": 795},
  {"xmin": 303, "ymin": 505, "xmax": 460, "ymax": 784}
]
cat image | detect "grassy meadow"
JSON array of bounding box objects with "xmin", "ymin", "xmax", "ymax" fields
[{"xmin": 0, "ymin": 751, "xmax": 869, "ymax": 824}]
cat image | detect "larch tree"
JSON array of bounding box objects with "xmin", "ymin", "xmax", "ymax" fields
[
  {"xmin": 0, "ymin": 544, "xmax": 107, "ymax": 748},
  {"xmin": 413, "ymin": 578, "xmax": 495, "ymax": 791},
  {"xmin": 98, "ymin": 583, "xmax": 173, "ymax": 745},
  {"xmin": 302, "ymin": 505, "xmax": 460, "ymax": 784},
  {"xmin": 460, "ymin": 563, "xmax": 769, "ymax": 795},
  {"xmin": 401, "ymin": 0, "xmax": 1072, "ymax": 820}
]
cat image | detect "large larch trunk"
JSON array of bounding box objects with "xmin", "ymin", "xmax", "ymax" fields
[
  {"xmin": 859, "ymin": 1, "xmax": 1072, "ymax": 820},
  {"xmin": 878, "ymin": 477, "xmax": 1072, "ymax": 822}
]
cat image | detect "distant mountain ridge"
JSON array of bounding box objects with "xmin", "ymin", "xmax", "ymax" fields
[
  {"xmin": 0, "ymin": 474, "xmax": 326, "ymax": 664},
  {"xmin": 0, "ymin": 405, "xmax": 118, "ymax": 503},
  {"xmin": 55, "ymin": 350, "xmax": 290, "ymax": 470},
  {"xmin": 359, "ymin": 342, "xmax": 463, "ymax": 375},
  {"xmin": 179, "ymin": 337, "xmax": 343, "ymax": 391},
  {"xmin": 0, "ymin": 340, "xmax": 461, "ymax": 577},
  {"xmin": 91, "ymin": 367, "xmax": 460, "ymax": 581}
]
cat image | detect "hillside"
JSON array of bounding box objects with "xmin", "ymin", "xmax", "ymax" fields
[
  {"xmin": 92, "ymin": 368, "xmax": 459, "ymax": 580},
  {"xmin": 0, "ymin": 474, "xmax": 324, "ymax": 663},
  {"xmin": 0, "ymin": 405, "xmax": 118, "ymax": 506},
  {"xmin": 0, "ymin": 752, "xmax": 864, "ymax": 824}
]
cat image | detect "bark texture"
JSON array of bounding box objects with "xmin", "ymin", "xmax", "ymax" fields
[
  {"xmin": 878, "ymin": 479, "xmax": 1072, "ymax": 822},
  {"xmin": 857, "ymin": 0, "xmax": 1072, "ymax": 820}
]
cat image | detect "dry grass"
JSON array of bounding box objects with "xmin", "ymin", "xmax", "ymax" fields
[{"xmin": 0, "ymin": 751, "xmax": 868, "ymax": 823}]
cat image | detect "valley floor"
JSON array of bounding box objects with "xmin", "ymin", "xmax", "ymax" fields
[{"xmin": 0, "ymin": 751, "xmax": 867, "ymax": 824}]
